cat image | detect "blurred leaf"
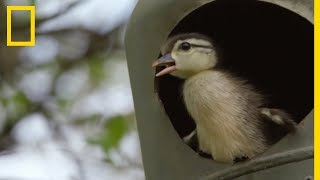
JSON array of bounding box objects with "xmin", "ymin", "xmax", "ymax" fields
[
  {"xmin": 75, "ymin": 114, "xmax": 101, "ymax": 125},
  {"xmin": 3, "ymin": 91, "xmax": 31, "ymax": 122},
  {"xmin": 57, "ymin": 99, "xmax": 71, "ymax": 112},
  {"xmin": 89, "ymin": 116, "xmax": 129, "ymax": 152},
  {"xmin": 88, "ymin": 56, "xmax": 106, "ymax": 86},
  {"xmin": 0, "ymin": 91, "xmax": 32, "ymax": 139},
  {"xmin": 29, "ymin": 0, "xmax": 36, "ymax": 5}
]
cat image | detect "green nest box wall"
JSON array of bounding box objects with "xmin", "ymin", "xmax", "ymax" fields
[{"xmin": 125, "ymin": 0, "xmax": 314, "ymax": 179}]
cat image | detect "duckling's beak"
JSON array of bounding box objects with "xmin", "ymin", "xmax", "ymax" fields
[{"xmin": 152, "ymin": 54, "xmax": 176, "ymax": 77}]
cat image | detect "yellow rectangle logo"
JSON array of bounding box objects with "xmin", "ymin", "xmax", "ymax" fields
[{"xmin": 7, "ymin": 6, "xmax": 36, "ymax": 46}]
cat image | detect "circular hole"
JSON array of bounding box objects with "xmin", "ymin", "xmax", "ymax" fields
[
  {"xmin": 155, "ymin": 0, "xmax": 313, "ymax": 158},
  {"xmin": 304, "ymin": 175, "xmax": 313, "ymax": 180}
]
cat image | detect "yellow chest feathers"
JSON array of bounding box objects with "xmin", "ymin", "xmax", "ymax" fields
[{"xmin": 182, "ymin": 70, "xmax": 266, "ymax": 163}]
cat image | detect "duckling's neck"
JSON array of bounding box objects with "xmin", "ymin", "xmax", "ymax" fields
[
  {"xmin": 170, "ymin": 70, "xmax": 194, "ymax": 79},
  {"xmin": 171, "ymin": 69, "xmax": 209, "ymax": 79}
]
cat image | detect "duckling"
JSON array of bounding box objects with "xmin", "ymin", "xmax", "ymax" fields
[{"xmin": 152, "ymin": 33, "xmax": 296, "ymax": 163}]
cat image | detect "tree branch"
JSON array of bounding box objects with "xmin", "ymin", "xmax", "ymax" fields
[{"xmin": 36, "ymin": 0, "xmax": 83, "ymax": 24}]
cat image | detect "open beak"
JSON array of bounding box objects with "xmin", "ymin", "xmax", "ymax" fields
[{"xmin": 152, "ymin": 54, "xmax": 176, "ymax": 77}]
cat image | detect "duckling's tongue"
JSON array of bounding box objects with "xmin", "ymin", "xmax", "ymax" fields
[{"xmin": 155, "ymin": 65, "xmax": 177, "ymax": 77}]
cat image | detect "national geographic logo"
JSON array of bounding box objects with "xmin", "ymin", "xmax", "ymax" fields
[{"xmin": 7, "ymin": 6, "xmax": 35, "ymax": 47}]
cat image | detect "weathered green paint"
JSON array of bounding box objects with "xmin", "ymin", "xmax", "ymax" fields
[{"xmin": 125, "ymin": 0, "xmax": 314, "ymax": 179}]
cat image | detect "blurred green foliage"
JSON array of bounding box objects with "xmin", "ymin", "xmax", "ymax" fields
[
  {"xmin": 30, "ymin": 0, "xmax": 36, "ymax": 5},
  {"xmin": 0, "ymin": 0, "xmax": 138, "ymax": 169},
  {"xmin": 2, "ymin": 91, "xmax": 31, "ymax": 123},
  {"xmin": 88, "ymin": 56, "xmax": 107, "ymax": 87},
  {"xmin": 89, "ymin": 116, "xmax": 129, "ymax": 153},
  {"xmin": 0, "ymin": 90, "xmax": 31, "ymax": 139}
]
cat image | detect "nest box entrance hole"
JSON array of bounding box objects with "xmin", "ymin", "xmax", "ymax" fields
[{"xmin": 155, "ymin": 0, "xmax": 313, "ymax": 141}]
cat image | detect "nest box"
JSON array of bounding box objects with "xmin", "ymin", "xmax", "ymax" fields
[{"xmin": 125, "ymin": 0, "xmax": 314, "ymax": 179}]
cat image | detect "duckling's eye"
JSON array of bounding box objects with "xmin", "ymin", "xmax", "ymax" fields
[{"xmin": 179, "ymin": 42, "xmax": 191, "ymax": 51}]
